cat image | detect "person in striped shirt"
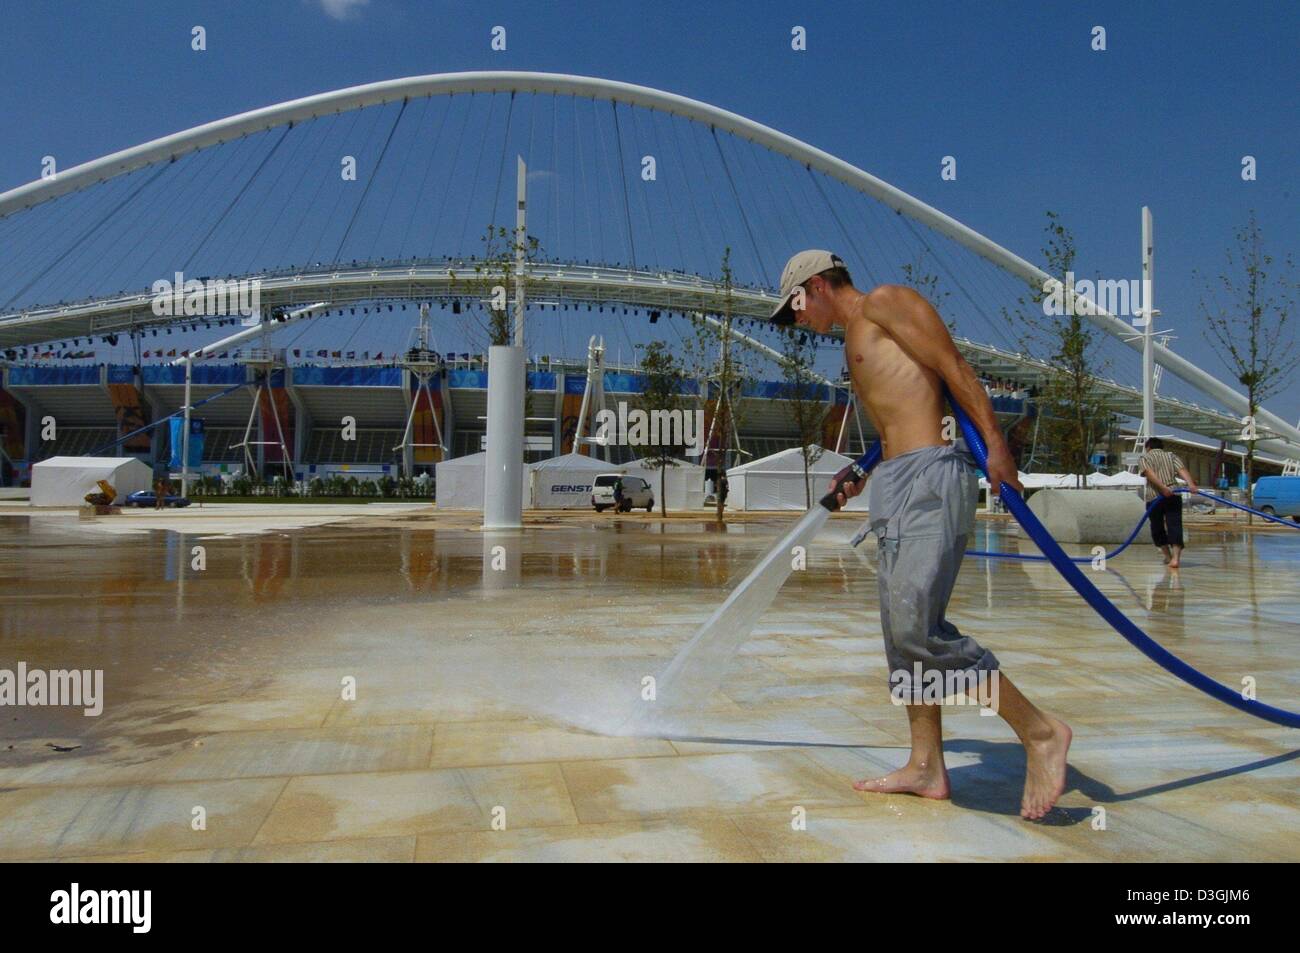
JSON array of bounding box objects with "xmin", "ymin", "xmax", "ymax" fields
[{"xmin": 1139, "ymin": 437, "xmax": 1200, "ymax": 569}]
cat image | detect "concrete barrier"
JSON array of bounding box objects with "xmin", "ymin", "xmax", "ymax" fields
[{"xmin": 1015, "ymin": 488, "xmax": 1147, "ymax": 544}]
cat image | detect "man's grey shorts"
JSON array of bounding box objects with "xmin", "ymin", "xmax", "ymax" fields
[{"xmin": 864, "ymin": 442, "xmax": 998, "ymax": 696}]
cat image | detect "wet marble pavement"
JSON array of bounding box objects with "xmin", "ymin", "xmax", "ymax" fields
[{"xmin": 1, "ymin": 508, "xmax": 1297, "ymax": 862}]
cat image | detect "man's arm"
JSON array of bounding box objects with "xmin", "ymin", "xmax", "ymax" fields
[
  {"xmin": 1177, "ymin": 466, "xmax": 1199, "ymax": 495},
  {"xmin": 1142, "ymin": 465, "xmax": 1173, "ymax": 497},
  {"xmin": 861, "ymin": 285, "xmax": 1022, "ymax": 494}
]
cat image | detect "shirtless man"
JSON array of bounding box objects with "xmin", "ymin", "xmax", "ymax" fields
[{"xmin": 771, "ymin": 250, "xmax": 1071, "ymax": 820}]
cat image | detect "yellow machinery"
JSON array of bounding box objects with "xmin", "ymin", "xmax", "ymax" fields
[{"xmin": 83, "ymin": 480, "xmax": 117, "ymax": 506}]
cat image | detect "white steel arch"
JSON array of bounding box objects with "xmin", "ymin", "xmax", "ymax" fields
[{"xmin": 1, "ymin": 70, "xmax": 1295, "ymax": 447}]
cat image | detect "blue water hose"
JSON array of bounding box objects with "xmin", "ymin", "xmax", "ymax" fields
[
  {"xmin": 946, "ymin": 389, "xmax": 1299, "ymax": 729},
  {"xmin": 967, "ymin": 497, "xmax": 1159, "ymax": 562},
  {"xmin": 1179, "ymin": 487, "xmax": 1300, "ymax": 528},
  {"xmin": 965, "ymin": 478, "xmax": 1299, "ymax": 563}
]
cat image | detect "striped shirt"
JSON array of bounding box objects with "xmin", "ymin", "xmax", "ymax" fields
[{"xmin": 1139, "ymin": 448, "xmax": 1186, "ymax": 501}]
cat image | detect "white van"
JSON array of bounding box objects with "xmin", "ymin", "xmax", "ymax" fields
[{"xmin": 591, "ymin": 473, "xmax": 654, "ymax": 512}]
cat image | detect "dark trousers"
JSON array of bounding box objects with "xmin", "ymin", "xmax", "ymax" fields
[{"xmin": 1150, "ymin": 495, "xmax": 1184, "ymax": 548}]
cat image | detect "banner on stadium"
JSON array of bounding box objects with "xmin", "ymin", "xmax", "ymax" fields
[{"xmin": 168, "ymin": 418, "xmax": 204, "ymax": 468}]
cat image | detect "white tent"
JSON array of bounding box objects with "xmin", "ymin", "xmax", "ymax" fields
[
  {"xmin": 726, "ymin": 445, "xmax": 869, "ymax": 511},
  {"xmin": 977, "ymin": 470, "xmax": 1147, "ymax": 490},
  {"xmin": 435, "ymin": 451, "xmax": 532, "ymax": 511},
  {"xmin": 978, "ymin": 471, "xmax": 1078, "ymax": 490},
  {"xmin": 623, "ymin": 456, "xmax": 708, "ymax": 511},
  {"xmin": 435, "ymin": 451, "xmax": 486, "ymax": 510},
  {"xmin": 1089, "ymin": 470, "xmax": 1147, "ymax": 488},
  {"xmin": 527, "ymin": 451, "xmax": 611, "ymax": 509},
  {"xmin": 30, "ymin": 456, "xmax": 152, "ymax": 506}
]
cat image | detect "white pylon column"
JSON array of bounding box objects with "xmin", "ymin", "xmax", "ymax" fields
[
  {"xmin": 572, "ymin": 335, "xmax": 599, "ymax": 452},
  {"xmin": 483, "ymin": 345, "xmax": 525, "ymax": 528},
  {"xmin": 1141, "ymin": 206, "xmax": 1156, "ymax": 443},
  {"xmin": 592, "ymin": 337, "xmax": 609, "ymax": 462},
  {"xmin": 483, "ymin": 156, "xmax": 527, "ymax": 530},
  {"xmin": 181, "ymin": 357, "xmax": 193, "ymax": 495},
  {"xmin": 514, "ymin": 156, "xmax": 526, "ymax": 347}
]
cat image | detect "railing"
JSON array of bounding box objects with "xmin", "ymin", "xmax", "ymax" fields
[{"xmin": 0, "ymin": 258, "xmax": 1281, "ymax": 453}]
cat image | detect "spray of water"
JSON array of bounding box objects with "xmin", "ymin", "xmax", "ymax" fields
[{"xmin": 624, "ymin": 505, "xmax": 833, "ymax": 733}]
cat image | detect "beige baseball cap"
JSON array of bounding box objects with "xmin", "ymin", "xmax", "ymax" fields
[{"xmin": 770, "ymin": 250, "xmax": 846, "ymax": 325}]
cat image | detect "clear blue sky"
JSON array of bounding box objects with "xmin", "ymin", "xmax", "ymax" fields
[{"xmin": 2, "ymin": 0, "xmax": 1296, "ymax": 418}]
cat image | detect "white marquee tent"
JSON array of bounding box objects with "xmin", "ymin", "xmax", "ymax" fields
[
  {"xmin": 434, "ymin": 451, "xmax": 531, "ymax": 511},
  {"xmin": 434, "ymin": 451, "xmax": 487, "ymax": 510},
  {"xmin": 978, "ymin": 471, "xmax": 1074, "ymax": 491},
  {"xmin": 30, "ymin": 456, "xmax": 152, "ymax": 506},
  {"xmin": 976, "ymin": 470, "xmax": 1148, "ymax": 491},
  {"xmin": 622, "ymin": 456, "xmax": 708, "ymax": 511},
  {"xmin": 527, "ymin": 451, "xmax": 611, "ymax": 509},
  {"xmin": 726, "ymin": 445, "xmax": 869, "ymax": 511},
  {"xmin": 1088, "ymin": 470, "xmax": 1147, "ymax": 488}
]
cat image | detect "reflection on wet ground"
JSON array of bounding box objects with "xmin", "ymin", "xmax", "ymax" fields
[{"xmin": 1, "ymin": 510, "xmax": 1297, "ymax": 861}]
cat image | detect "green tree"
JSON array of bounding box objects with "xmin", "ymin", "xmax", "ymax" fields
[
  {"xmin": 451, "ymin": 224, "xmax": 546, "ymax": 461},
  {"xmin": 778, "ymin": 326, "xmax": 829, "ymax": 508},
  {"xmin": 632, "ymin": 340, "xmax": 690, "ymax": 517},
  {"xmin": 450, "ymin": 225, "xmax": 543, "ymax": 347},
  {"xmin": 1010, "ymin": 211, "xmax": 1111, "ymax": 481},
  {"xmin": 684, "ymin": 249, "xmax": 754, "ymax": 524},
  {"xmin": 1199, "ymin": 211, "xmax": 1297, "ymax": 508}
]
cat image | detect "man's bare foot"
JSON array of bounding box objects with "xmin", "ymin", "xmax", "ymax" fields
[
  {"xmin": 1021, "ymin": 717, "xmax": 1071, "ymax": 819},
  {"xmin": 853, "ymin": 761, "xmax": 950, "ymax": 799},
  {"xmin": 1161, "ymin": 549, "xmax": 1172, "ymax": 564}
]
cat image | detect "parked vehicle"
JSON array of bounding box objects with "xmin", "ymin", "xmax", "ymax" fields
[
  {"xmin": 124, "ymin": 490, "xmax": 192, "ymax": 508},
  {"xmin": 591, "ymin": 474, "xmax": 654, "ymax": 512},
  {"xmin": 1252, "ymin": 475, "xmax": 1300, "ymax": 520}
]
